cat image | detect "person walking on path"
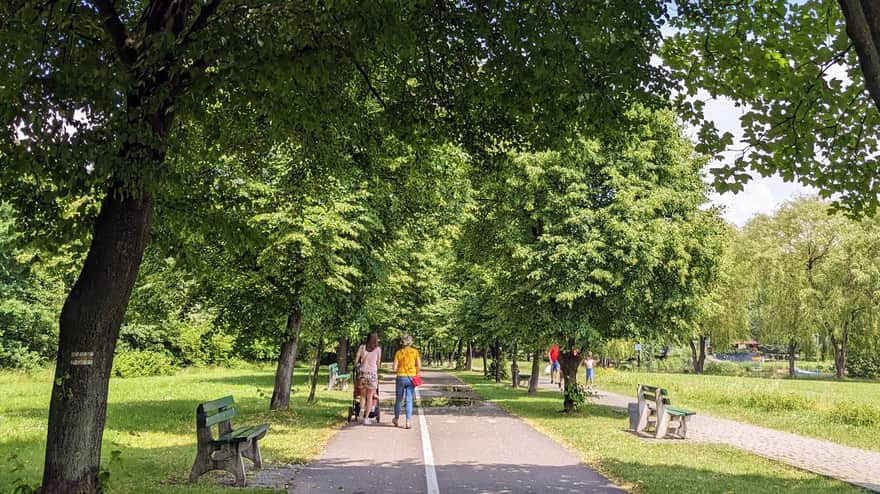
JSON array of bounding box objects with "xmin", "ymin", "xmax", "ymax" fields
[
  {"xmin": 583, "ymin": 352, "xmax": 596, "ymax": 389},
  {"xmin": 548, "ymin": 344, "xmax": 561, "ymax": 388},
  {"xmin": 392, "ymin": 334, "xmax": 421, "ymax": 429},
  {"xmin": 354, "ymin": 331, "xmax": 381, "ymax": 425}
]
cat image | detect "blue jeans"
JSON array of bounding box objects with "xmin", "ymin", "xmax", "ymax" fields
[{"xmin": 395, "ymin": 376, "xmax": 415, "ymax": 421}]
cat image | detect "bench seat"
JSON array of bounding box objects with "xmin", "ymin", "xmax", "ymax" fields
[
  {"xmin": 665, "ymin": 406, "xmax": 696, "ymax": 417},
  {"xmin": 216, "ymin": 424, "xmax": 269, "ymax": 445}
]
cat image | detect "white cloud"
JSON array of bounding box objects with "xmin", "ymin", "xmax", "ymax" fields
[{"xmin": 692, "ymin": 93, "xmax": 819, "ymax": 226}]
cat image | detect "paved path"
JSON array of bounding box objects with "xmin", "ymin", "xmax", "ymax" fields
[
  {"xmin": 254, "ymin": 369, "xmax": 622, "ymax": 494},
  {"xmin": 536, "ymin": 376, "xmax": 880, "ymax": 492}
]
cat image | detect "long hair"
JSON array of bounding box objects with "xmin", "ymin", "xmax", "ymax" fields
[{"xmin": 365, "ymin": 331, "xmax": 379, "ymax": 352}]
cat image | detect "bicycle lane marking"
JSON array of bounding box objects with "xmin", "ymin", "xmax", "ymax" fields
[{"xmin": 415, "ymin": 386, "xmax": 441, "ymax": 494}]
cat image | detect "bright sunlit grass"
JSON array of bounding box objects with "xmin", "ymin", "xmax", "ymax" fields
[
  {"xmin": 595, "ymin": 369, "xmax": 880, "ymax": 452},
  {"xmin": 455, "ymin": 371, "xmax": 866, "ymax": 494},
  {"xmin": 0, "ymin": 364, "xmax": 350, "ymax": 493}
]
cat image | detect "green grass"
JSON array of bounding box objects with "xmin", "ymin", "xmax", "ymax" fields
[
  {"xmin": 455, "ymin": 370, "xmax": 867, "ymax": 494},
  {"xmin": 594, "ymin": 368, "xmax": 880, "ymax": 452},
  {"xmin": 0, "ymin": 363, "xmax": 352, "ymax": 493}
]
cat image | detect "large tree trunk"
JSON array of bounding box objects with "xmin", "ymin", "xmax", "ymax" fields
[
  {"xmin": 839, "ymin": 0, "xmax": 880, "ymax": 111},
  {"xmin": 336, "ymin": 337, "xmax": 349, "ymax": 374},
  {"xmin": 453, "ymin": 338, "xmax": 463, "ymax": 369},
  {"xmin": 465, "ymin": 341, "xmax": 473, "ymax": 371},
  {"xmin": 41, "ymin": 189, "xmax": 154, "ymax": 493},
  {"xmin": 482, "ymin": 346, "xmax": 488, "ymax": 377},
  {"xmin": 689, "ymin": 336, "xmax": 707, "ymax": 374},
  {"xmin": 494, "ymin": 340, "xmax": 502, "ymax": 383},
  {"xmin": 787, "ymin": 340, "xmax": 798, "ymax": 377},
  {"xmin": 560, "ymin": 351, "xmax": 581, "ymax": 413},
  {"xmin": 270, "ymin": 305, "xmax": 303, "ymax": 410},
  {"xmin": 308, "ymin": 336, "xmax": 325, "ymax": 404},
  {"xmin": 830, "ymin": 324, "xmax": 849, "ymax": 378},
  {"xmin": 528, "ymin": 349, "xmax": 541, "ymax": 394}
]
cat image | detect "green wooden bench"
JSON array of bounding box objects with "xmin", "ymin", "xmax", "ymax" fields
[
  {"xmin": 328, "ymin": 362, "xmax": 351, "ymax": 391},
  {"xmin": 635, "ymin": 384, "xmax": 696, "ymax": 439},
  {"xmin": 189, "ymin": 396, "xmax": 268, "ymax": 486}
]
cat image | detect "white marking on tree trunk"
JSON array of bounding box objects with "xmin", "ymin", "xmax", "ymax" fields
[{"xmin": 415, "ymin": 387, "xmax": 440, "ymax": 494}]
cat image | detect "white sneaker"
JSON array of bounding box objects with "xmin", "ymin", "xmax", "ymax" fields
[{"xmin": 364, "ymin": 417, "xmax": 372, "ymax": 425}]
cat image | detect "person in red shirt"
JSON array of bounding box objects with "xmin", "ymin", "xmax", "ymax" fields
[{"xmin": 548, "ymin": 344, "xmax": 561, "ymax": 387}]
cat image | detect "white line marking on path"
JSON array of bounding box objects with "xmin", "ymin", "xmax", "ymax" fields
[{"xmin": 415, "ymin": 387, "xmax": 440, "ymax": 494}]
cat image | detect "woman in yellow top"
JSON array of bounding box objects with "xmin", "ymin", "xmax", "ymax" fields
[{"xmin": 392, "ymin": 334, "xmax": 421, "ymax": 429}]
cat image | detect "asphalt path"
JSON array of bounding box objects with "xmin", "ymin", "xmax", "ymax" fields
[{"xmin": 287, "ymin": 369, "xmax": 622, "ymax": 494}]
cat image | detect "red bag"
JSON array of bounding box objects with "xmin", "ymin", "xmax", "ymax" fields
[{"xmin": 411, "ymin": 375, "xmax": 423, "ymax": 387}]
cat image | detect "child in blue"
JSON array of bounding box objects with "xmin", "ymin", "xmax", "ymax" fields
[{"xmin": 584, "ymin": 352, "xmax": 596, "ymax": 388}]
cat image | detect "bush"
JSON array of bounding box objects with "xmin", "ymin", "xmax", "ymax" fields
[
  {"xmin": 112, "ymin": 350, "xmax": 177, "ymax": 378},
  {"xmin": 0, "ymin": 340, "xmax": 45, "ymax": 370},
  {"xmin": 829, "ymin": 401, "xmax": 880, "ymax": 427},
  {"xmin": 707, "ymin": 389, "xmax": 815, "ymax": 412},
  {"xmin": 703, "ymin": 360, "xmax": 747, "ymax": 376},
  {"xmin": 486, "ymin": 357, "xmax": 509, "ymax": 380},
  {"xmin": 846, "ymin": 349, "xmax": 880, "ymax": 379}
]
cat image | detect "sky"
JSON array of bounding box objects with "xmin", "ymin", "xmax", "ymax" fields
[{"xmin": 699, "ymin": 95, "xmax": 819, "ymax": 227}]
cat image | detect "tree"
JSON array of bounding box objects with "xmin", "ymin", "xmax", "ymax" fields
[
  {"xmin": 667, "ymin": 1, "xmax": 880, "ymax": 215},
  {"xmin": 457, "ymin": 108, "xmax": 724, "ymax": 411},
  {"xmin": 1, "ymin": 2, "xmax": 675, "ymax": 489},
  {"xmin": 690, "ymin": 224, "xmax": 751, "ymax": 373}
]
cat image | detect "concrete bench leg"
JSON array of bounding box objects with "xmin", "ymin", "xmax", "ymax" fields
[
  {"xmin": 678, "ymin": 416, "xmax": 690, "ymax": 439},
  {"xmin": 189, "ymin": 445, "xmax": 215, "ymax": 482},
  {"xmin": 655, "ymin": 412, "xmax": 671, "ymax": 439},
  {"xmin": 242, "ymin": 438, "xmax": 264, "ymax": 469}
]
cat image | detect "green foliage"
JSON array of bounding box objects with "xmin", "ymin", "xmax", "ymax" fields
[
  {"xmin": 666, "ymin": 1, "xmax": 880, "ymax": 215},
  {"xmin": 829, "ymin": 401, "xmax": 880, "ymax": 428},
  {"xmin": 111, "ymin": 351, "xmax": 177, "ymax": 378},
  {"xmin": 456, "ymin": 107, "xmax": 724, "ymax": 363},
  {"xmin": 562, "ymin": 383, "xmax": 588, "ymax": 412},
  {"xmin": 738, "ymin": 198, "xmax": 880, "ymax": 377},
  {"xmin": 702, "ymin": 360, "xmax": 749, "ymax": 377},
  {"xmin": 846, "ymin": 347, "xmax": 880, "ymax": 379},
  {"xmin": 486, "ymin": 357, "xmax": 510, "ymax": 381}
]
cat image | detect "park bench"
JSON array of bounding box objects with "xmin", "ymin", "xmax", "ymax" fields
[
  {"xmin": 328, "ymin": 362, "xmax": 351, "ymax": 391},
  {"xmin": 635, "ymin": 384, "xmax": 696, "ymax": 439},
  {"xmin": 514, "ymin": 373, "xmax": 531, "ymax": 388},
  {"xmin": 189, "ymin": 395, "xmax": 268, "ymax": 487}
]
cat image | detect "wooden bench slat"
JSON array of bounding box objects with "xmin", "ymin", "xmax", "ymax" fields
[
  {"xmin": 199, "ymin": 395, "xmax": 234, "ymax": 413},
  {"xmin": 665, "ymin": 406, "xmax": 696, "ymax": 416},
  {"xmin": 216, "ymin": 424, "xmax": 269, "ymax": 444},
  {"xmin": 204, "ymin": 407, "xmax": 236, "ymax": 427}
]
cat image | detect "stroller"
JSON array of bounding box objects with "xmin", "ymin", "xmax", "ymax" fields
[{"xmin": 347, "ymin": 366, "xmax": 380, "ymax": 423}]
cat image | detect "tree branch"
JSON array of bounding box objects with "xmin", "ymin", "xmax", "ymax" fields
[
  {"xmin": 181, "ymin": 0, "xmax": 223, "ymax": 46},
  {"xmin": 93, "ymin": 0, "xmax": 137, "ymax": 65},
  {"xmin": 838, "ymin": 0, "xmax": 880, "ymax": 111},
  {"xmin": 353, "ymin": 60, "xmax": 388, "ymax": 110}
]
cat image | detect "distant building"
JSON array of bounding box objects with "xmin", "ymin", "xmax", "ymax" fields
[{"xmin": 733, "ymin": 340, "xmax": 758, "ymax": 352}]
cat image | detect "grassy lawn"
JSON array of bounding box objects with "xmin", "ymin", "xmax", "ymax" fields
[
  {"xmin": 0, "ymin": 363, "xmax": 351, "ymax": 493},
  {"xmin": 593, "ymin": 369, "xmax": 880, "ymax": 452},
  {"xmin": 455, "ymin": 371, "xmax": 866, "ymax": 494}
]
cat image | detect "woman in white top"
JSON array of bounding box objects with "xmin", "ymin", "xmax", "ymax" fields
[{"xmin": 354, "ymin": 331, "xmax": 381, "ymax": 424}]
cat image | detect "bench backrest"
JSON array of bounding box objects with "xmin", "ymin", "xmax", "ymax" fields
[
  {"xmin": 196, "ymin": 395, "xmax": 237, "ymax": 429},
  {"xmin": 329, "ymin": 363, "xmax": 339, "ymax": 377},
  {"xmin": 638, "ymin": 385, "xmax": 671, "ymax": 405}
]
